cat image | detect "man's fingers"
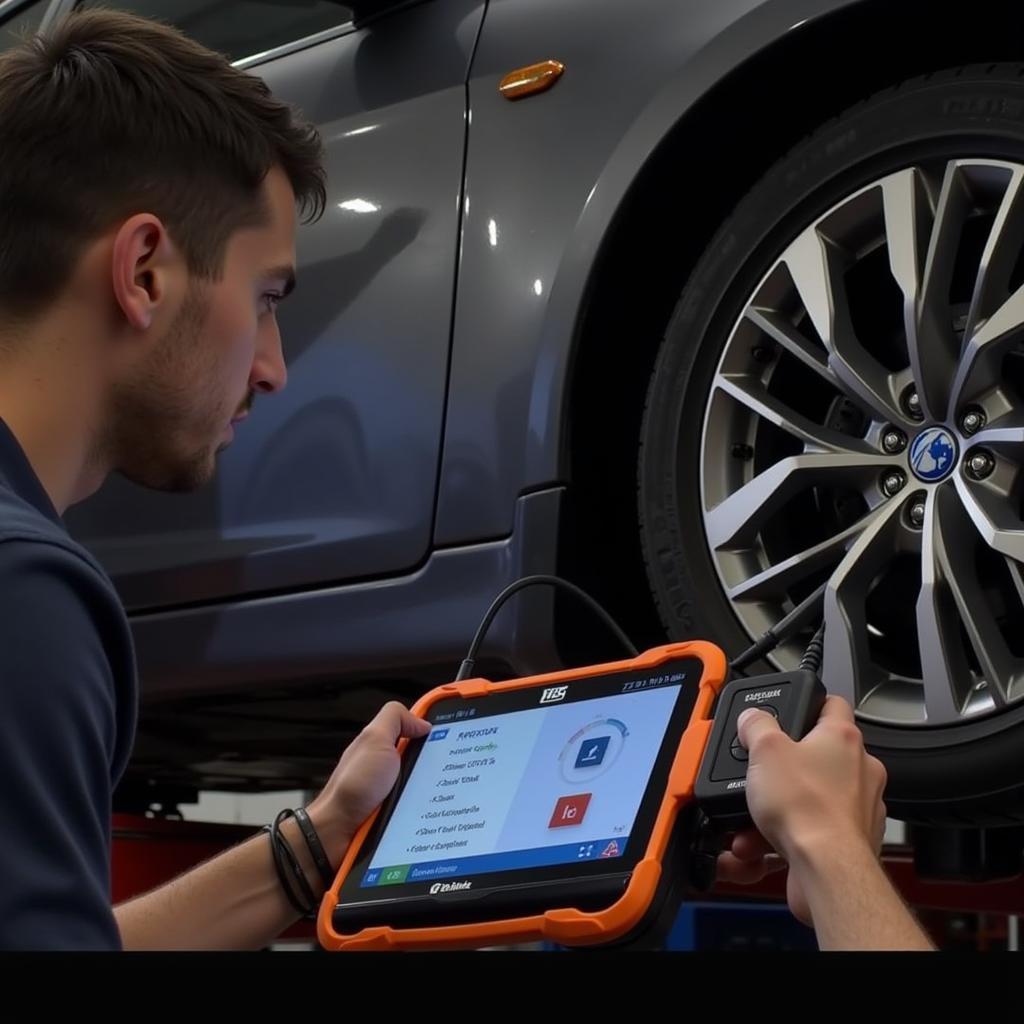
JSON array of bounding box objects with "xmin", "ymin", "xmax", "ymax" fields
[
  {"xmin": 816, "ymin": 694, "xmax": 856, "ymax": 725},
  {"xmin": 717, "ymin": 850, "xmax": 786, "ymax": 884},
  {"xmin": 730, "ymin": 828, "xmax": 775, "ymax": 862},
  {"xmin": 366, "ymin": 701, "xmax": 430, "ymax": 742},
  {"xmin": 737, "ymin": 707, "xmax": 783, "ymax": 751}
]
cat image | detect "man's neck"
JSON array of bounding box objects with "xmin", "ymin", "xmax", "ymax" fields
[{"xmin": 0, "ymin": 336, "xmax": 108, "ymax": 514}]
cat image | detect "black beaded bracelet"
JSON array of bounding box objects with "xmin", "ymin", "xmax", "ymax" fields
[
  {"xmin": 263, "ymin": 823, "xmax": 308, "ymax": 917},
  {"xmin": 264, "ymin": 809, "xmax": 317, "ymax": 919},
  {"xmin": 294, "ymin": 806, "xmax": 336, "ymax": 889}
]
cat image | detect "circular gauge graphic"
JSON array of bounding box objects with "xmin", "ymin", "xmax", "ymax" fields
[{"xmin": 558, "ymin": 717, "xmax": 628, "ymax": 783}]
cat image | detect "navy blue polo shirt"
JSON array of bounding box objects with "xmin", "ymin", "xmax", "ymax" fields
[{"xmin": 0, "ymin": 418, "xmax": 136, "ymax": 949}]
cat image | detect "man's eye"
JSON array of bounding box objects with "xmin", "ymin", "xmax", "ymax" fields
[{"xmin": 261, "ymin": 293, "xmax": 283, "ymax": 314}]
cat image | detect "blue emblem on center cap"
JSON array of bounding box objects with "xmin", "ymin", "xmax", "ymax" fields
[{"xmin": 910, "ymin": 427, "xmax": 958, "ymax": 482}]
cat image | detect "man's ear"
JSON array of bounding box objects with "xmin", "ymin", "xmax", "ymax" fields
[{"xmin": 110, "ymin": 214, "xmax": 179, "ymax": 331}]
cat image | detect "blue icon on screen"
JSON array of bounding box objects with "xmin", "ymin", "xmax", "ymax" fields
[{"xmin": 574, "ymin": 735, "xmax": 610, "ymax": 769}]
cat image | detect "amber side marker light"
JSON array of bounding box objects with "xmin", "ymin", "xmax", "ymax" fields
[{"xmin": 499, "ymin": 60, "xmax": 565, "ymax": 100}]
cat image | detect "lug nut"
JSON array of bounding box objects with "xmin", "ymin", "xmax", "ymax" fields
[
  {"xmin": 881, "ymin": 470, "xmax": 907, "ymax": 497},
  {"xmin": 960, "ymin": 408, "xmax": 986, "ymax": 436},
  {"xmin": 909, "ymin": 501, "xmax": 926, "ymax": 528},
  {"xmin": 882, "ymin": 428, "xmax": 907, "ymax": 454},
  {"xmin": 965, "ymin": 449, "xmax": 995, "ymax": 480},
  {"xmin": 903, "ymin": 388, "xmax": 924, "ymax": 421}
]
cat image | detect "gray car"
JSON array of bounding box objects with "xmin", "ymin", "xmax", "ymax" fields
[{"xmin": 6, "ymin": 0, "xmax": 1024, "ymax": 858}]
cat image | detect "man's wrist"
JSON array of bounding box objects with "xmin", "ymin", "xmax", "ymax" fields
[
  {"xmin": 276, "ymin": 816, "xmax": 330, "ymax": 901},
  {"xmin": 786, "ymin": 826, "xmax": 892, "ymax": 920},
  {"xmin": 303, "ymin": 802, "xmax": 354, "ymax": 877},
  {"xmin": 787, "ymin": 827, "xmax": 879, "ymax": 881},
  {"xmin": 784, "ymin": 826, "xmax": 933, "ymax": 950}
]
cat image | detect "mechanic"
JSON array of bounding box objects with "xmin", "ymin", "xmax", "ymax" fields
[{"xmin": 0, "ymin": 9, "xmax": 931, "ymax": 950}]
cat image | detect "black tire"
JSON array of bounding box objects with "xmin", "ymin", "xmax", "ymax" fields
[{"xmin": 639, "ymin": 65, "xmax": 1024, "ymax": 826}]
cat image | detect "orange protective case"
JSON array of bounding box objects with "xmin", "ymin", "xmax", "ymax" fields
[{"xmin": 317, "ymin": 641, "xmax": 728, "ymax": 951}]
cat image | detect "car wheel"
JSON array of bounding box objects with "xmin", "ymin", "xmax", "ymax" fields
[{"xmin": 641, "ymin": 65, "xmax": 1024, "ymax": 825}]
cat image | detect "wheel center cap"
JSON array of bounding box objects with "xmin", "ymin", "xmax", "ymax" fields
[{"xmin": 909, "ymin": 426, "xmax": 958, "ymax": 482}]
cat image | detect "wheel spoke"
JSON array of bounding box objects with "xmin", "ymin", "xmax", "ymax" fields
[
  {"xmin": 727, "ymin": 507, "xmax": 887, "ymax": 601},
  {"xmin": 716, "ymin": 374, "xmax": 874, "ymax": 454},
  {"xmin": 705, "ymin": 452, "xmax": 889, "ymax": 550},
  {"xmin": 913, "ymin": 162, "xmax": 974, "ymax": 421},
  {"xmin": 821, "ymin": 500, "xmax": 904, "ymax": 709},
  {"xmin": 783, "ymin": 228, "xmax": 903, "ymax": 423}
]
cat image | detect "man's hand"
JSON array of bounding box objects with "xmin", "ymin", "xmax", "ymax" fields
[
  {"xmin": 306, "ymin": 701, "xmax": 431, "ymax": 867},
  {"xmin": 739, "ymin": 695, "xmax": 888, "ymax": 867},
  {"xmin": 717, "ymin": 696, "xmax": 886, "ymax": 925},
  {"xmin": 115, "ymin": 701, "xmax": 431, "ymax": 950}
]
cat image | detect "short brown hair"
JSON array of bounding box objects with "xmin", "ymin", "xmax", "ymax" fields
[{"xmin": 0, "ymin": 7, "xmax": 325, "ymax": 319}]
